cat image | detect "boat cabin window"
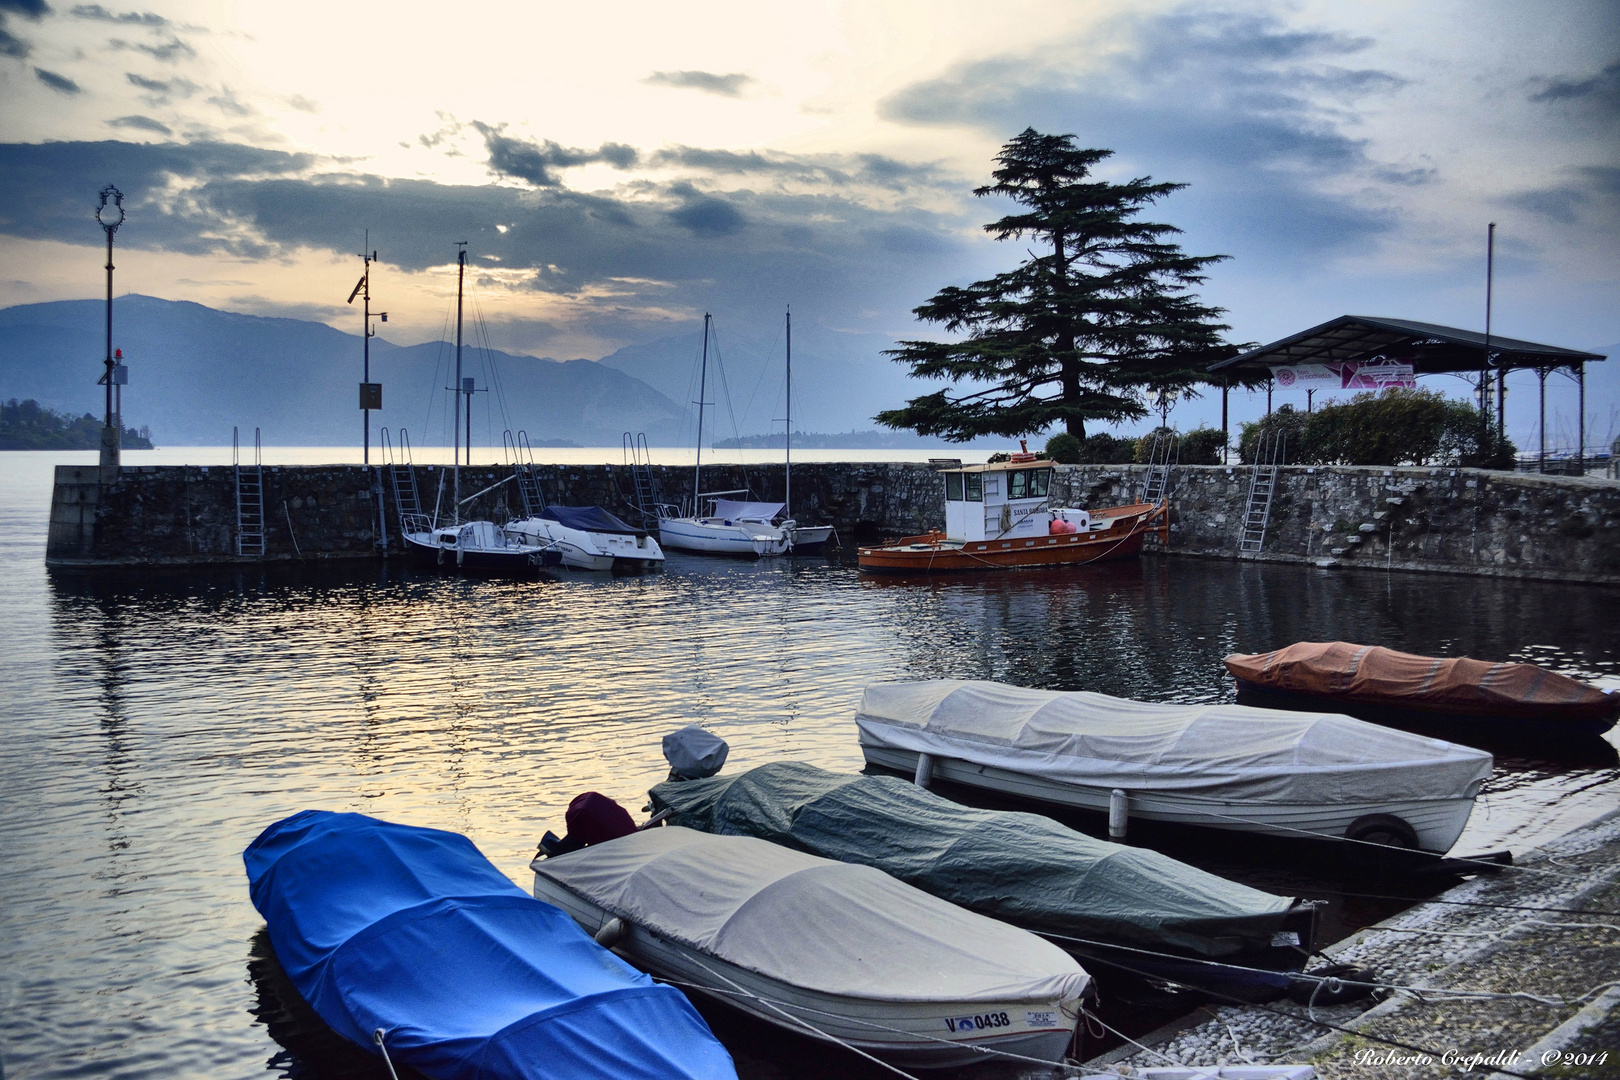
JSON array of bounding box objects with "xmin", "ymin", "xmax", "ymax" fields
[
  {"xmin": 1006, "ymin": 468, "xmax": 1051, "ymax": 500},
  {"xmin": 964, "ymin": 474, "xmax": 982, "ymax": 501},
  {"xmin": 945, "ymin": 473, "xmax": 964, "ymax": 501}
]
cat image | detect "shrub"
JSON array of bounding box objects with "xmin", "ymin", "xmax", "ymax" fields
[
  {"xmin": 1044, "ymin": 432, "xmax": 1082, "ymax": 464},
  {"xmin": 1235, "ymin": 390, "xmax": 1518, "ymax": 469},
  {"xmin": 1080, "ymin": 433, "xmax": 1137, "ymax": 463},
  {"xmin": 1178, "ymin": 427, "xmax": 1227, "ymax": 465},
  {"xmin": 1238, "ymin": 405, "xmax": 1309, "ymax": 464},
  {"xmin": 1133, "ymin": 426, "xmax": 1176, "ymax": 463}
]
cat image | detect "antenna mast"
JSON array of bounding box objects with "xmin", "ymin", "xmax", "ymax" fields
[
  {"xmin": 693, "ymin": 314, "xmax": 710, "ymax": 517},
  {"xmin": 455, "ymin": 242, "xmax": 467, "ymax": 515},
  {"xmin": 785, "ymin": 307, "xmax": 792, "ymax": 518}
]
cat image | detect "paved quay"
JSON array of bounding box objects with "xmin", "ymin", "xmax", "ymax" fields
[{"xmin": 1086, "ymin": 809, "xmax": 1620, "ymax": 1078}]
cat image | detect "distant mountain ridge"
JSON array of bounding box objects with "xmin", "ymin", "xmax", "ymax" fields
[{"xmin": 0, "ymin": 296, "xmax": 687, "ymax": 446}]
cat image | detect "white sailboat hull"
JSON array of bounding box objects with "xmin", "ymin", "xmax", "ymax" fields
[
  {"xmin": 507, "ymin": 518, "xmax": 665, "ymax": 572},
  {"xmin": 532, "ymin": 870, "xmax": 1078, "ymax": 1068},
  {"xmin": 861, "ymin": 745, "xmax": 1479, "ymax": 853},
  {"xmin": 659, "ymin": 517, "xmax": 791, "ymax": 557}
]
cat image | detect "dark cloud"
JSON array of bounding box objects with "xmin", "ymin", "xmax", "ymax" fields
[
  {"xmin": 71, "ymin": 3, "xmax": 165, "ymax": 25},
  {"xmin": 1506, "ymin": 166, "xmax": 1620, "ymax": 226},
  {"xmin": 33, "ymin": 66, "xmax": 81, "ymax": 93},
  {"xmin": 0, "ymin": 26, "xmax": 28, "ymax": 56},
  {"xmin": 108, "ymin": 114, "xmax": 171, "ymax": 134},
  {"xmin": 643, "ymin": 70, "xmax": 753, "ymax": 97},
  {"xmin": 878, "ymin": 6, "xmax": 1406, "ymax": 262},
  {"xmin": 111, "ymin": 34, "xmax": 194, "ymax": 62},
  {"xmin": 124, "ymin": 71, "xmax": 197, "ymax": 103},
  {"xmin": 206, "ymin": 88, "xmax": 252, "ymax": 116},
  {"xmin": 1528, "ymin": 61, "xmax": 1620, "ymax": 122},
  {"xmin": 647, "ymin": 145, "xmax": 948, "ymax": 192},
  {"xmin": 0, "ymin": 0, "xmax": 50, "ymax": 16},
  {"xmin": 0, "ymin": 0, "xmax": 47, "ymax": 58},
  {"xmin": 667, "ymin": 183, "xmax": 745, "ymax": 235},
  {"xmin": 472, "ymin": 122, "xmax": 638, "ymax": 186}
]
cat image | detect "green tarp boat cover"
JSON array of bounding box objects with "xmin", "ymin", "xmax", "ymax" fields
[{"xmin": 649, "ymin": 762, "xmax": 1293, "ymax": 958}]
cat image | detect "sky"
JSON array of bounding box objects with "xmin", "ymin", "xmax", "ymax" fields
[{"xmin": 0, "ymin": 0, "xmax": 1616, "ymax": 442}]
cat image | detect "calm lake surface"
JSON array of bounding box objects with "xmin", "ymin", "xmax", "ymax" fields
[{"xmin": 2, "ymin": 450, "xmax": 1617, "ymax": 1079}]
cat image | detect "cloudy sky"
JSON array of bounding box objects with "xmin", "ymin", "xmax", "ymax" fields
[{"xmin": 0, "ymin": 0, "xmax": 1615, "ymax": 434}]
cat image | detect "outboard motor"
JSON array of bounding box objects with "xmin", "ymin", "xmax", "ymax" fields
[
  {"xmin": 537, "ymin": 791, "xmax": 637, "ymax": 858},
  {"xmin": 663, "ymin": 724, "xmax": 729, "ymax": 781}
]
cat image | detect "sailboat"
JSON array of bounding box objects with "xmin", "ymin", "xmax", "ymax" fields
[
  {"xmin": 401, "ymin": 245, "xmax": 560, "ymax": 575},
  {"xmin": 779, "ymin": 308, "xmax": 834, "ymax": 553},
  {"xmin": 657, "ymin": 314, "xmax": 793, "ymax": 557}
]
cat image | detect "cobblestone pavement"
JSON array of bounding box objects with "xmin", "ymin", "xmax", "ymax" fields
[{"xmin": 1086, "ymin": 810, "xmax": 1620, "ymax": 1079}]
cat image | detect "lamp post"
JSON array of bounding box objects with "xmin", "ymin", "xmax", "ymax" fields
[
  {"xmin": 96, "ymin": 185, "xmax": 125, "ymax": 481},
  {"xmin": 347, "ymin": 243, "xmax": 387, "ymax": 464}
]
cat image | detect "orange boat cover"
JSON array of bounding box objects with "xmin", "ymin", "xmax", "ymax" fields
[{"xmin": 1225, "ymin": 642, "xmax": 1619, "ymax": 722}]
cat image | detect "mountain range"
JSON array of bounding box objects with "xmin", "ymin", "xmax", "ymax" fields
[{"xmin": 0, "ymin": 296, "xmax": 946, "ymax": 447}]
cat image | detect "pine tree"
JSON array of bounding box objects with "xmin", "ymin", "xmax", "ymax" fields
[{"xmin": 876, "ymin": 129, "xmax": 1236, "ymax": 441}]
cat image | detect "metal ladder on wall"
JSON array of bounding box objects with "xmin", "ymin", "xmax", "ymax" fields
[
  {"xmin": 1239, "ymin": 432, "xmax": 1286, "ymax": 554},
  {"xmin": 504, "ymin": 430, "xmax": 546, "ymax": 518},
  {"xmin": 381, "ymin": 428, "xmax": 424, "ymax": 531},
  {"xmin": 1141, "ymin": 432, "xmax": 1179, "ymax": 505},
  {"xmin": 622, "ymin": 432, "xmax": 665, "ymax": 526},
  {"xmin": 233, "ymin": 426, "xmax": 265, "ymax": 557}
]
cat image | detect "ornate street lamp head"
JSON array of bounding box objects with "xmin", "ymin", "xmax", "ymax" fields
[{"xmin": 96, "ymin": 185, "xmax": 125, "ymax": 235}]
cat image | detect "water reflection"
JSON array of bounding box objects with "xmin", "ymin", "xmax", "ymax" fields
[{"xmin": 5, "ymin": 554, "xmax": 1617, "ymax": 1080}]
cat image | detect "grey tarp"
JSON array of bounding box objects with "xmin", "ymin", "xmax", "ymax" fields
[{"xmin": 649, "ymin": 762, "xmax": 1294, "ymax": 958}]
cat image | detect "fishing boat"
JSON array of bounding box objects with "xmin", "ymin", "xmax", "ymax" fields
[
  {"xmin": 649, "ymin": 761, "xmax": 1320, "ymax": 999},
  {"xmin": 508, "ymin": 504, "xmax": 665, "ymax": 572},
  {"xmin": 243, "ymin": 810, "xmax": 737, "ymax": 1080},
  {"xmin": 855, "ymin": 680, "xmax": 1493, "ymax": 854},
  {"xmin": 1226, "ymin": 642, "xmax": 1620, "ymax": 739},
  {"xmin": 856, "ymin": 456, "xmax": 1164, "ymax": 574},
  {"xmin": 399, "ymin": 245, "xmax": 559, "ymax": 576},
  {"xmin": 531, "ymin": 826, "xmax": 1090, "ymax": 1068}
]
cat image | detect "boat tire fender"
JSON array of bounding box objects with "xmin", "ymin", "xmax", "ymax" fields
[
  {"xmin": 1287, "ymin": 963, "xmax": 1377, "ymax": 1006},
  {"xmin": 594, "ymin": 917, "xmax": 625, "ymax": 947},
  {"xmin": 1344, "ymin": 813, "xmax": 1419, "ymax": 850},
  {"xmin": 913, "ymin": 752, "xmax": 935, "ymax": 788}
]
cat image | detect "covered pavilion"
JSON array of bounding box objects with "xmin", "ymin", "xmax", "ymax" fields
[{"xmin": 1205, "ymin": 315, "xmax": 1608, "ymax": 470}]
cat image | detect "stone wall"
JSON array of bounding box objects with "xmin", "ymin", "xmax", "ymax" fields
[
  {"xmin": 45, "ymin": 460, "xmax": 1620, "ymax": 584},
  {"xmin": 1051, "ymin": 463, "xmax": 1620, "ymax": 584}
]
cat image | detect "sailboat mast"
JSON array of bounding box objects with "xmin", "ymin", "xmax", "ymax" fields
[
  {"xmin": 454, "ymin": 243, "xmax": 466, "ymax": 513},
  {"xmin": 784, "ymin": 307, "xmax": 791, "ymax": 518},
  {"xmin": 693, "ymin": 313, "xmax": 710, "ymax": 517}
]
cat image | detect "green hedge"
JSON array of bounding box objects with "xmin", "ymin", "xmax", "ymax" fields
[{"xmin": 1238, "ymin": 389, "xmax": 1515, "ymax": 468}]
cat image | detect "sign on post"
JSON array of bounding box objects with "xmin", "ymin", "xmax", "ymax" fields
[{"xmin": 359, "ymin": 382, "xmax": 382, "ymax": 410}]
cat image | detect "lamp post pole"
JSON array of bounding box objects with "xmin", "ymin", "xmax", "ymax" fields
[{"xmin": 96, "ymin": 186, "xmax": 125, "ymax": 482}]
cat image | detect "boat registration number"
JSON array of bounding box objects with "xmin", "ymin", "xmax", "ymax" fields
[{"xmin": 945, "ymin": 1011, "xmax": 1011, "ymax": 1032}]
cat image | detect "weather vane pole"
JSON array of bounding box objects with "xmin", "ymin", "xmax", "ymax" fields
[
  {"xmin": 347, "ymin": 231, "xmax": 387, "ymax": 465},
  {"xmin": 96, "ymin": 185, "xmax": 125, "ymax": 480}
]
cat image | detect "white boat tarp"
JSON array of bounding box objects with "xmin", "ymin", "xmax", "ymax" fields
[
  {"xmin": 534, "ymin": 826, "xmax": 1088, "ymax": 1005},
  {"xmin": 649, "ymin": 762, "xmax": 1294, "ymax": 957},
  {"xmin": 857, "ymin": 680, "xmax": 1493, "ymax": 804},
  {"xmin": 712, "ymin": 500, "xmax": 783, "ymax": 523}
]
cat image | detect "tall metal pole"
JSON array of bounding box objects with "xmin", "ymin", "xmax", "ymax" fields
[
  {"xmin": 362, "ymin": 247, "xmax": 371, "ymax": 465},
  {"xmin": 1483, "ymin": 223, "xmax": 1495, "ymax": 436},
  {"xmin": 784, "ymin": 307, "xmax": 791, "ymax": 518},
  {"xmin": 1220, "ymin": 381, "xmax": 1228, "ymax": 464},
  {"xmin": 1577, "ymin": 363, "xmax": 1586, "ymax": 475},
  {"xmin": 95, "ymin": 186, "xmax": 125, "ymax": 481},
  {"xmin": 454, "ymin": 243, "xmax": 466, "ymax": 513},
  {"xmin": 1538, "ymin": 368, "xmax": 1547, "ymax": 473},
  {"xmin": 693, "ymin": 313, "xmax": 710, "ymax": 517}
]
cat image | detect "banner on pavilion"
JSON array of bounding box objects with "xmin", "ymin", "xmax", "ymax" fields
[{"xmin": 1271, "ymin": 361, "xmax": 1416, "ymax": 391}]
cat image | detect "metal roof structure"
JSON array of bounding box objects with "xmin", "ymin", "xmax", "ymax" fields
[{"xmin": 1207, "ymin": 315, "xmax": 1606, "ymax": 377}]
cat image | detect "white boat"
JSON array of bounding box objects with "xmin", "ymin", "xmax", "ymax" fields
[
  {"xmin": 856, "ymin": 680, "xmax": 1493, "ymax": 854},
  {"xmin": 507, "ymin": 505, "xmax": 665, "ymax": 572},
  {"xmin": 402, "ymin": 518, "xmax": 560, "ymax": 573},
  {"xmin": 531, "ymin": 826, "xmax": 1089, "ymax": 1069}
]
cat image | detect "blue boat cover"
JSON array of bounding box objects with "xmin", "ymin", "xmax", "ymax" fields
[
  {"xmin": 539, "ymin": 505, "xmax": 644, "ymax": 536},
  {"xmin": 244, "ymin": 810, "xmax": 736, "ymax": 1080}
]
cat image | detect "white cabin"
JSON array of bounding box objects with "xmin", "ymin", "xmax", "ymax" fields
[{"xmin": 940, "ymin": 461, "xmax": 1089, "ymax": 542}]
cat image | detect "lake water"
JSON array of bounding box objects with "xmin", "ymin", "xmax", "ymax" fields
[{"xmin": 2, "ymin": 450, "xmax": 1617, "ymax": 1079}]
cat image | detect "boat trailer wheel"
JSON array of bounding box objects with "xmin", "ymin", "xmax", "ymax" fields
[{"xmin": 1344, "ymin": 813, "xmax": 1419, "ymax": 850}]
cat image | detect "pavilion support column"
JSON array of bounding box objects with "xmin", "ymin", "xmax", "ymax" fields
[
  {"xmin": 1538, "ymin": 367, "xmax": 1549, "ymax": 473},
  {"xmin": 1266, "ymin": 378, "xmax": 1273, "ymax": 417},
  {"xmin": 1577, "ymin": 363, "xmax": 1585, "ymax": 475},
  {"xmin": 1220, "ymin": 382, "xmax": 1229, "ymax": 464},
  {"xmin": 1496, "ymin": 369, "xmax": 1506, "ymax": 439}
]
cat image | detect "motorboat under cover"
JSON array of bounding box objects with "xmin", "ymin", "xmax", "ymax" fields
[
  {"xmin": 533, "ymin": 826, "xmax": 1089, "ymax": 1006},
  {"xmin": 711, "ymin": 500, "xmax": 783, "ymax": 523},
  {"xmin": 856, "ymin": 680, "xmax": 1493, "ymax": 805},
  {"xmin": 1226, "ymin": 642, "xmax": 1620, "ymax": 726},
  {"xmin": 649, "ymin": 762, "xmax": 1294, "ymax": 958},
  {"xmin": 243, "ymin": 810, "xmax": 735, "ymax": 1080},
  {"xmin": 539, "ymin": 504, "xmax": 645, "ymax": 536}
]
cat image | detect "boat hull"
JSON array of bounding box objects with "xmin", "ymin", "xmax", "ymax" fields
[
  {"xmin": 860, "ymin": 745, "xmax": 1479, "ymax": 854},
  {"xmin": 787, "ymin": 524, "xmax": 836, "ymax": 552},
  {"xmin": 857, "ymin": 504, "xmax": 1160, "ymax": 574},
  {"xmin": 1233, "ymin": 681, "xmax": 1619, "ymax": 739},
  {"xmin": 507, "ymin": 519, "xmax": 666, "ymax": 573},
  {"xmin": 531, "ymin": 873, "xmax": 1077, "ymax": 1068},
  {"xmin": 403, "ymin": 531, "xmax": 560, "ymax": 575},
  {"xmin": 659, "ymin": 518, "xmax": 790, "ymax": 557}
]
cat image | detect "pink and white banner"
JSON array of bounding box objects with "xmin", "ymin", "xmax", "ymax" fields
[{"xmin": 1271, "ymin": 361, "xmax": 1416, "ymax": 391}]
